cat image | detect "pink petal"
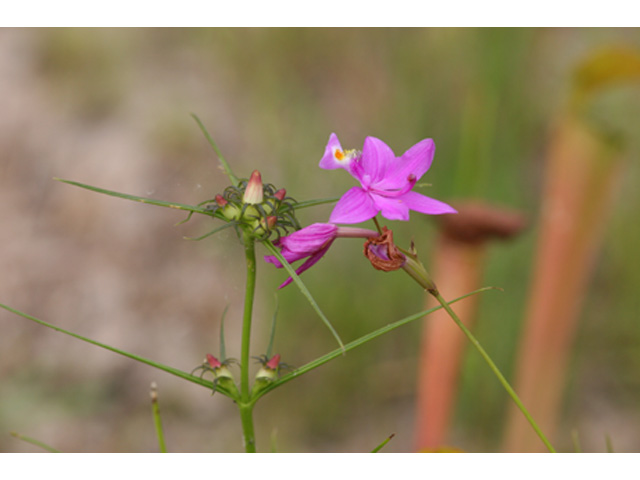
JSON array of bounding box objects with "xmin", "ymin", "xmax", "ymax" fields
[
  {"xmin": 279, "ymin": 223, "xmax": 337, "ymax": 253},
  {"xmin": 278, "ymin": 242, "xmax": 333, "ymax": 288},
  {"xmin": 329, "ymin": 187, "xmax": 378, "ymax": 224},
  {"xmin": 319, "ymin": 133, "xmax": 351, "ymax": 171},
  {"xmin": 401, "ymin": 191, "xmax": 458, "ymax": 215},
  {"xmin": 376, "ymin": 139, "xmax": 435, "ymax": 190},
  {"xmin": 372, "ymin": 194, "xmax": 410, "ymax": 221},
  {"xmin": 361, "ymin": 136, "xmax": 395, "ymax": 184}
]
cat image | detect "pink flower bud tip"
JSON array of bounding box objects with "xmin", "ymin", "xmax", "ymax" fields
[
  {"xmin": 266, "ymin": 354, "xmax": 281, "ymax": 370},
  {"xmin": 205, "ymin": 354, "xmax": 222, "ymax": 369},
  {"xmin": 274, "ymin": 188, "xmax": 286, "ymax": 201},
  {"xmin": 215, "ymin": 194, "xmax": 228, "ymax": 207},
  {"xmin": 243, "ymin": 170, "xmax": 264, "ymax": 204}
]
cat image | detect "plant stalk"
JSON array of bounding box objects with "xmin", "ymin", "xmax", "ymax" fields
[
  {"xmin": 239, "ymin": 230, "xmax": 258, "ymax": 452},
  {"xmin": 429, "ymin": 288, "xmax": 556, "ymax": 453}
]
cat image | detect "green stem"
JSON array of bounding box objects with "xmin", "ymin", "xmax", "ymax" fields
[
  {"xmin": 429, "ymin": 289, "xmax": 556, "ymax": 453},
  {"xmin": 150, "ymin": 383, "xmax": 168, "ymax": 453},
  {"xmin": 239, "ymin": 230, "xmax": 258, "ymax": 452},
  {"xmin": 239, "ymin": 404, "xmax": 257, "ymax": 453}
]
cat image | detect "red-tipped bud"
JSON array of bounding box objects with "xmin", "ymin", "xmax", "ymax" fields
[
  {"xmin": 274, "ymin": 188, "xmax": 286, "ymax": 202},
  {"xmin": 260, "ymin": 215, "xmax": 277, "ymax": 231},
  {"xmin": 254, "ymin": 354, "xmax": 281, "ymax": 383},
  {"xmin": 265, "ymin": 354, "xmax": 281, "ymax": 370},
  {"xmin": 206, "ymin": 353, "xmax": 222, "ymax": 369},
  {"xmin": 243, "ymin": 170, "xmax": 264, "ymax": 205},
  {"xmin": 215, "ymin": 194, "xmax": 228, "ymax": 207}
]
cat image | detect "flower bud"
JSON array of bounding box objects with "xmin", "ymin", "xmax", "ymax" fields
[
  {"xmin": 274, "ymin": 188, "xmax": 286, "ymax": 202},
  {"xmin": 214, "ymin": 195, "xmax": 228, "ymax": 207},
  {"xmin": 251, "ymin": 354, "xmax": 281, "ymax": 398},
  {"xmin": 243, "ymin": 170, "xmax": 264, "ymax": 205},
  {"xmin": 255, "ymin": 354, "xmax": 281, "ymax": 381},
  {"xmin": 259, "ymin": 215, "xmax": 277, "ymax": 233},
  {"xmin": 203, "ymin": 354, "xmax": 240, "ymax": 398}
]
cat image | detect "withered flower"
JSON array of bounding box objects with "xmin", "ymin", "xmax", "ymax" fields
[{"xmin": 363, "ymin": 227, "xmax": 406, "ymax": 272}]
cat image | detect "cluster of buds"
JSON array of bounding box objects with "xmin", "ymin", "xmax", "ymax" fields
[
  {"xmin": 192, "ymin": 354, "xmax": 240, "ymax": 398},
  {"xmin": 251, "ymin": 354, "xmax": 284, "ymax": 397},
  {"xmin": 192, "ymin": 353, "xmax": 289, "ymax": 400},
  {"xmin": 208, "ymin": 170, "xmax": 300, "ymax": 241}
]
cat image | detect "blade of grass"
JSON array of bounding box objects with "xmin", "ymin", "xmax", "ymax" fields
[
  {"xmin": 371, "ymin": 433, "xmax": 395, "ymax": 453},
  {"xmin": 219, "ymin": 305, "xmax": 229, "ymax": 361},
  {"xmin": 266, "ymin": 296, "xmax": 279, "ymax": 359},
  {"xmin": 291, "ymin": 197, "xmax": 340, "ymax": 210},
  {"xmin": 183, "ymin": 222, "xmax": 236, "ymax": 241},
  {"xmin": 263, "ymin": 239, "xmax": 344, "ymax": 352},
  {"xmin": 0, "ymin": 303, "xmax": 220, "ymax": 393},
  {"xmin": 191, "ymin": 114, "xmax": 239, "ymax": 186},
  {"xmin": 54, "ymin": 178, "xmax": 224, "ymax": 220},
  {"xmin": 605, "ymin": 434, "xmax": 614, "ymax": 453},
  {"xmin": 10, "ymin": 432, "xmax": 61, "ymax": 453},
  {"xmin": 150, "ymin": 382, "xmax": 168, "ymax": 453},
  {"xmin": 252, "ymin": 287, "xmax": 495, "ymax": 401}
]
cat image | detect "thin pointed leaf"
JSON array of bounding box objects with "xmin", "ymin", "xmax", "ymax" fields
[
  {"xmin": 191, "ymin": 114, "xmax": 239, "ymax": 186},
  {"xmin": 150, "ymin": 382, "xmax": 168, "ymax": 453},
  {"xmin": 175, "ymin": 211, "xmax": 195, "ymax": 226},
  {"xmin": 572, "ymin": 429, "xmax": 582, "ymax": 453},
  {"xmin": 266, "ymin": 296, "xmax": 279, "ymax": 359},
  {"xmin": 54, "ymin": 178, "xmax": 225, "ymax": 221},
  {"xmin": 371, "ymin": 433, "xmax": 395, "ymax": 453},
  {"xmin": 263, "ymin": 239, "xmax": 344, "ymax": 351},
  {"xmin": 605, "ymin": 434, "xmax": 614, "ymax": 453},
  {"xmin": 219, "ymin": 305, "xmax": 229, "ymax": 361},
  {"xmin": 252, "ymin": 287, "xmax": 496, "ymax": 401},
  {"xmin": 183, "ymin": 222, "xmax": 236, "ymax": 241},
  {"xmin": 291, "ymin": 197, "xmax": 340, "ymax": 210},
  {"xmin": 10, "ymin": 432, "xmax": 61, "ymax": 453},
  {"xmin": 0, "ymin": 303, "xmax": 225, "ymax": 393}
]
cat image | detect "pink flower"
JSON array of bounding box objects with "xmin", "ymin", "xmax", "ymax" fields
[
  {"xmin": 319, "ymin": 133, "xmax": 457, "ymax": 224},
  {"xmin": 265, "ymin": 223, "xmax": 377, "ymax": 288}
]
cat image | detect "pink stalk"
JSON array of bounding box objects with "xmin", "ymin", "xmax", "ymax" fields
[
  {"xmin": 502, "ymin": 47, "xmax": 640, "ymax": 452},
  {"xmin": 414, "ymin": 203, "xmax": 524, "ymax": 451},
  {"xmin": 502, "ymin": 114, "xmax": 623, "ymax": 452}
]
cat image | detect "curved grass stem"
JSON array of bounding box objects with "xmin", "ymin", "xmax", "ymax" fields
[{"xmin": 429, "ymin": 289, "xmax": 556, "ymax": 453}]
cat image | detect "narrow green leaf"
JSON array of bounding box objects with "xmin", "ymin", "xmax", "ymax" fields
[
  {"xmin": 292, "ymin": 197, "xmax": 340, "ymax": 210},
  {"xmin": 263, "ymin": 240, "xmax": 344, "ymax": 351},
  {"xmin": 54, "ymin": 178, "xmax": 225, "ymax": 221},
  {"xmin": 572, "ymin": 429, "xmax": 582, "ymax": 453},
  {"xmin": 10, "ymin": 432, "xmax": 61, "ymax": 453},
  {"xmin": 150, "ymin": 382, "xmax": 168, "ymax": 453},
  {"xmin": 251, "ymin": 287, "xmax": 495, "ymax": 401},
  {"xmin": 605, "ymin": 434, "xmax": 614, "ymax": 453},
  {"xmin": 191, "ymin": 114, "xmax": 239, "ymax": 186},
  {"xmin": 266, "ymin": 296, "xmax": 279, "ymax": 359},
  {"xmin": 219, "ymin": 305, "xmax": 229, "ymax": 361},
  {"xmin": 183, "ymin": 222, "xmax": 236, "ymax": 241},
  {"xmin": 371, "ymin": 433, "xmax": 395, "ymax": 453},
  {"xmin": 0, "ymin": 303, "xmax": 222, "ymax": 393}
]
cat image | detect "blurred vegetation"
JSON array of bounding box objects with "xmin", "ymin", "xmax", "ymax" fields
[{"xmin": 2, "ymin": 28, "xmax": 640, "ymax": 452}]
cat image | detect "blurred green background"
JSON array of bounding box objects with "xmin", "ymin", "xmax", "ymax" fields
[{"xmin": 1, "ymin": 28, "xmax": 639, "ymax": 452}]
